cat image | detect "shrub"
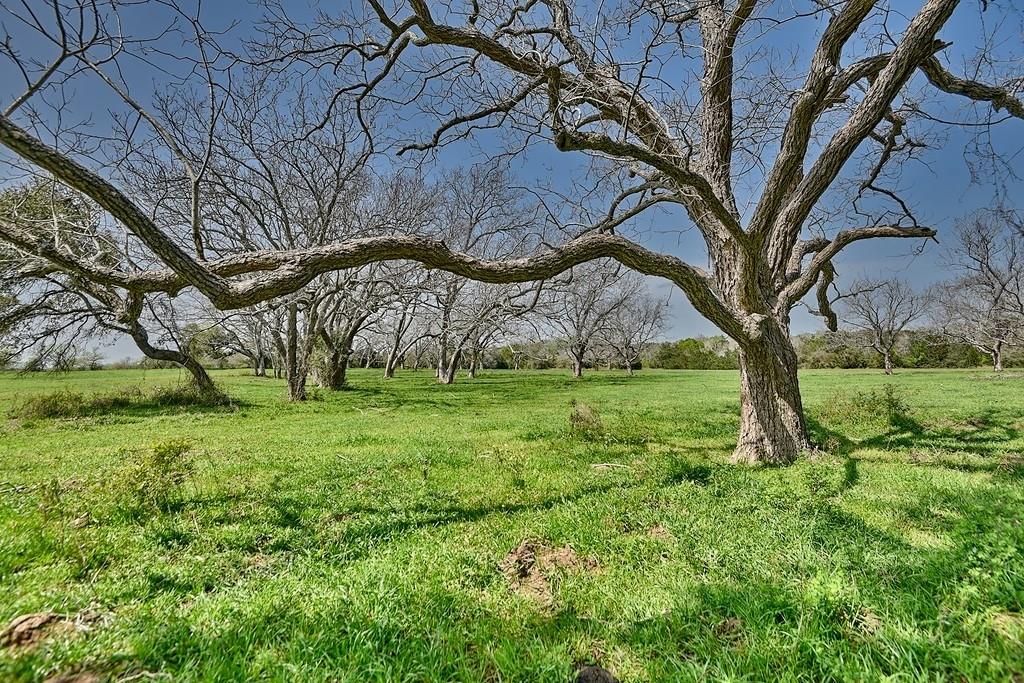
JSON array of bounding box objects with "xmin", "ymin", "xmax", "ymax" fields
[
  {"xmin": 150, "ymin": 383, "xmax": 231, "ymax": 408},
  {"xmin": 9, "ymin": 383, "xmax": 231, "ymax": 419},
  {"xmin": 817, "ymin": 384, "xmax": 911, "ymax": 427},
  {"xmin": 569, "ymin": 400, "xmax": 604, "ymax": 440},
  {"xmin": 9, "ymin": 390, "xmax": 87, "ymax": 419},
  {"xmin": 114, "ymin": 439, "xmax": 194, "ymax": 515}
]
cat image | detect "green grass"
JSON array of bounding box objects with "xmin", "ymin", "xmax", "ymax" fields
[{"xmin": 1, "ymin": 368, "xmax": 1023, "ymax": 681}]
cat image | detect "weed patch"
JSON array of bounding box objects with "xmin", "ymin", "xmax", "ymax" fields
[
  {"xmin": 8, "ymin": 384, "xmax": 232, "ymax": 420},
  {"xmin": 816, "ymin": 383, "xmax": 912, "ymax": 427},
  {"xmin": 111, "ymin": 439, "xmax": 194, "ymax": 516}
]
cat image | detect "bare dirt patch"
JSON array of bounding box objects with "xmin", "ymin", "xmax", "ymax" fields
[
  {"xmin": 43, "ymin": 672, "xmax": 104, "ymax": 683},
  {"xmin": 1, "ymin": 609, "xmax": 104, "ymax": 652},
  {"xmin": 1, "ymin": 613, "xmax": 74, "ymax": 651},
  {"xmin": 575, "ymin": 664, "xmax": 619, "ymax": 683},
  {"xmin": 647, "ymin": 524, "xmax": 674, "ymax": 542},
  {"xmin": 499, "ymin": 540, "xmax": 599, "ymax": 607}
]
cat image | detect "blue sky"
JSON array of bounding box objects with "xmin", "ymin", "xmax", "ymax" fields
[{"xmin": 1, "ymin": 1, "xmax": 1021, "ymax": 358}]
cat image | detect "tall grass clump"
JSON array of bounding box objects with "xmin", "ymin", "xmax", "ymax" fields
[
  {"xmin": 113, "ymin": 439, "xmax": 195, "ymax": 516},
  {"xmin": 817, "ymin": 383, "xmax": 912, "ymax": 428},
  {"xmin": 8, "ymin": 383, "xmax": 231, "ymax": 420}
]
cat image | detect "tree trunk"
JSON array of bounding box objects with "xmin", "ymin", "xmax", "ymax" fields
[
  {"xmin": 733, "ymin": 329, "xmax": 811, "ymax": 466},
  {"xmin": 993, "ymin": 342, "xmax": 1004, "ymax": 372},
  {"xmin": 182, "ymin": 357, "xmax": 217, "ymax": 395},
  {"xmin": 255, "ymin": 354, "xmax": 267, "ymax": 377},
  {"xmin": 383, "ymin": 356, "xmax": 397, "ymax": 378},
  {"xmin": 320, "ymin": 349, "xmax": 349, "ymax": 390},
  {"xmin": 570, "ymin": 349, "xmax": 584, "ymax": 378},
  {"xmin": 383, "ymin": 343, "xmax": 399, "ymax": 378},
  {"xmin": 438, "ymin": 349, "xmax": 460, "ymax": 385},
  {"xmin": 284, "ymin": 303, "xmax": 307, "ymax": 401},
  {"xmin": 883, "ymin": 351, "xmax": 893, "ymax": 375},
  {"xmin": 287, "ymin": 372, "xmax": 307, "ymax": 401}
]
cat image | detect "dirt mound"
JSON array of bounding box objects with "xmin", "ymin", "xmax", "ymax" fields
[
  {"xmin": 1, "ymin": 609, "xmax": 104, "ymax": 652},
  {"xmin": 499, "ymin": 540, "xmax": 599, "ymax": 606},
  {"xmin": 575, "ymin": 664, "xmax": 619, "ymax": 683},
  {"xmin": 713, "ymin": 616, "xmax": 744, "ymax": 643},
  {"xmin": 0, "ymin": 613, "xmax": 73, "ymax": 650}
]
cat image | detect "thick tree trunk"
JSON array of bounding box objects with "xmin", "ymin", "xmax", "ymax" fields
[
  {"xmin": 883, "ymin": 351, "xmax": 893, "ymax": 375},
  {"xmin": 993, "ymin": 343, "xmax": 1004, "ymax": 372},
  {"xmin": 182, "ymin": 357, "xmax": 217, "ymax": 395},
  {"xmin": 733, "ymin": 329, "xmax": 811, "ymax": 466},
  {"xmin": 570, "ymin": 348, "xmax": 584, "ymax": 378},
  {"xmin": 438, "ymin": 349, "xmax": 460, "ymax": 385},
  {"xmin": 287, "ymin": 372, "xmax": 307, "ymax": 401},
  {"xmin": 319, "ymin": 349, "xmax": 349, "ymax": 390},
  {"xmin": 254, "ymin": 354, "xmax": 267, "ymax": 377}
]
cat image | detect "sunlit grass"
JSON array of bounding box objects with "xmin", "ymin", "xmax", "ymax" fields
[{"xmin": 1, "ymin": 368, "xmax": 1022, "ymax": 681}]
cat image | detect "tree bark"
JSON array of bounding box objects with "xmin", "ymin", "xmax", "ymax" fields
[
  {"xmin": 993, "ymin": 342, "xmax": 1004, "ymax": 372},
  {"xmin": 438, "ymin": 349, "xmax": 460, "ymax": 385},
  {"xmin": 570, "ymin": 348, "xmax": 584, "ymax": 378},
  {"xmin": 284, "ymin": 302, "xmax": 307, "ymax": 401},
  {"xmin": 287, "ymin": 372, "xmax": 307, "ymax": 401},
  {"xmin": 883, "ymin": 351, "xmax": 893, "ymax": 375},
  {"xmin": 126, "ymin": 319, "xmax": 217, "ymax": 396},
  {"xmin": 319, "ymin": 348, "xmax": 349, "ymax": 390},
  {"xmin": 733, "ymin": 328, "xmax": 811, "ymax": 466}
]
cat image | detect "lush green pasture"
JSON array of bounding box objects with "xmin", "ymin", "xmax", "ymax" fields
[{"xmin": 1, "ymin": 368, "xmax": 1022, "ymax": 682}]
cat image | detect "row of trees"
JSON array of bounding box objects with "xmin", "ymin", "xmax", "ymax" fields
[
  {"xmin": 1, "ymin": 173, "xmax": 669, "ymax": 394},
  {"xmin": 827, "ymin": 211, "xmax": 1024, "ymax": 373},
  {"xmin": 0, "ymin": 1, "xmax": 1021, "ymax": 463}
]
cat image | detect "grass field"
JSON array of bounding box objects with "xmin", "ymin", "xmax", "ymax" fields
[{"xmin": 1, "ymin": 368, "xmax": 1023, "ymax": 682}]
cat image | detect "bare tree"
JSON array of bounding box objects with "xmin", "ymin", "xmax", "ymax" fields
[
  {"xmin": 377, "ymin": 271, "xmax": 435, "ymax": 379},
  {"xmin": 1, "ymin": 1, "xmax": 1022, "ymax": 462},
  {"xmin": 0, "ymin": 180, "xmax": 218, "ymax": 391},
  {"xmin": 599, "ymin": 291, "xmax": 669, "ymax": 375},
  {"xmin": 840, "ymin": 279, "xmax": 927, "ymax": 374},
  {"xmin": 540, "ymin": 260, "xmax": 632, "ymax": 377},
  {"xmin": 422, "ymin": 167, "xmax": 545, "ymax": 384},
  {"xmin": 931, "ymin": 211, "xmax": 1024, "ymax": 371}
]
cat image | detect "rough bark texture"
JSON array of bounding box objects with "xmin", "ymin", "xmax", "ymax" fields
[
  {"xmin": 318, "ymin": 349, "xmax": 349, "ymax": 390},
  {"xmin": 438, "ymin": 349, "xmax": 460, "ymax": 385},
  {"xmin": 733, "ymin": 327, "xmax": 811, "ymax": 466},
  {"xmin": 284, "ymin": 303, "xmax": 307, "ymax": 401}
]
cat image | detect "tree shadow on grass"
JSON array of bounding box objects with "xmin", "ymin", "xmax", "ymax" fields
[
  {"xmin": 806, "ymin": 409, "xmax": 1021, "ymax": 470},
  {"xmin": 108, "ymin": 469, "xmax": 1024, "ymax": 683}
]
